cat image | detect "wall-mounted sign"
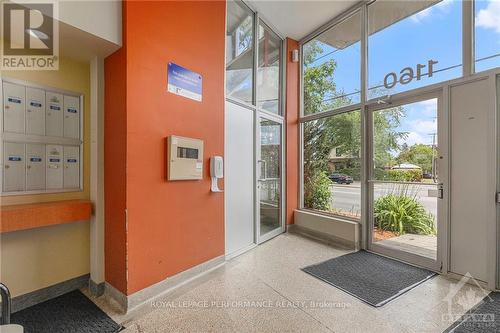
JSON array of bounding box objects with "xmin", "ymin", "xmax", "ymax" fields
[
  {"xmin": 383, "ymin": 60, "xmax": 438, "ymax": 90},
  {"xmin": 167, "ymin": 62, "xmax": 202, "ymax": 102}
]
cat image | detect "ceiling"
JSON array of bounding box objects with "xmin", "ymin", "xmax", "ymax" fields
[{"xmin": 245, "ymin": 0, "xmax": 359, "ymax": 41}]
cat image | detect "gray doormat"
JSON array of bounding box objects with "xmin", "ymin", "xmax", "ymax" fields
[
  {"xmin": 302, "ymin": 250, "xmax": 436, "ymax": 307},
  {"xmin": 9, "ymin": 290, "xmax": 122, "ymax": 333},
  {"xmin": 444, "ymin": 292, "xmax": 499, "ymax": 333}
]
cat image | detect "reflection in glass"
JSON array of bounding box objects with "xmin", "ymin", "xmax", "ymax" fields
[
  {"xmin": 303, "ymin": 11, "xmax": 361, "ymax": 114},
  {"xmin": 368, "ymin": 0, "xmax": 462, "ymax": 99},
  {"xmin": 303, "ymin": 110, "xmax": 361, "ymax": 219},
  {"xmin": 259, "ymin": 119, "xmax": 281, "ymax": 235},
  {"xmin": 226, "ymin": 1, "xmax": 254, "ymax": 104},
  {"xmin": 475, "ymin": 0, "xmax": 500, "ymax": 72},
  {"xmin": 371, "ymin": 99, "xmax": 439, "ymax": 260},
  {"xmin": 257, "ymin": 22, "xmax": 281, "ymax": 114}
]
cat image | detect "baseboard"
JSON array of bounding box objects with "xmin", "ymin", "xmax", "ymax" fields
[
  {"xmin": 89, "ymin": 279, "xmax": 105, "ymax": 297},
  {"xmin": 3, "ymin": 274, "xmax": 90, "ymax": 313},
  {"xmin": 105, "ymin": 255, "xmax": 225, "ymax": 313},
  {"xmin": 225, "ymin": 243, "xmax": 257, "ymax": 260},
  {"xmin": 288, "ymin": 224, "xmax": 358, "ymax": 250}
]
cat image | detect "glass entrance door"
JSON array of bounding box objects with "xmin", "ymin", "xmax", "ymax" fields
[
  {"xmin": 368, "ymin": 95, "xmax": 445, "ymax": 271},
  {"xmin": 257, "ymin": 116, "xmax": 284, "ymax": 243}
]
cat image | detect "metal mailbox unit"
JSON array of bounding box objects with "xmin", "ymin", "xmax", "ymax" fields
[{"xmin": 0, "ymin": 78, "xmax": 84, "ymax": 195}]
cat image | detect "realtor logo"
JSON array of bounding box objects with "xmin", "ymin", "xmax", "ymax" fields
[{"xmin": 1, "ymin": 1, "xmax": 59, "ymax": 70}]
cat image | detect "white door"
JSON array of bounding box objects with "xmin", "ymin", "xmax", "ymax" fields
[
  {"xmin": 3, "ymin": 82, "xmax": 25, "ymax": 133},
  {"xmin": 3, "ymin": 142, "xmax": 25, "ymax": 192},
  {"xmin": 63, "ymin": 95, "xmax": 80, "ymax": 139},
  {"xmin": 26, "ymin": 144, "xmax": 46, "ymax": 190},
  {"xmin": 224, "ymin": 101, "xmax": 255, "ymax": 258},
  {"xmin": 26, "ymin": 87, "xmax": 46, "ymax": 135},
  {"xmin": 46, "ymin": 92, "xmax": 63, "ymax": 137},
  {"xmin": 449, "ymin": 78, "xmax": 495, "ymax": 282},
  {"xmin": 46, "ymin": 144, "xmax": 63, "ymax": 189},
  {"xmin": 63, "ymin": 146, "xmax": 80, "ymax": 189}
]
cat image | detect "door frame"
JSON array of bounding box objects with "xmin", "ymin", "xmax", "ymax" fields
[
  {"xmin": 365, "ymin": 90, "xmax": 448, "ymax": 272},
  {"xmin": 255, "ymin": 109, "xmax": 286, "ymax": 244}
]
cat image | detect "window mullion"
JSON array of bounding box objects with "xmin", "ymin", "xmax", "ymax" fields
[{"xmin": 463, "ymin": 0, "xmax": 475, "ymax": 76}]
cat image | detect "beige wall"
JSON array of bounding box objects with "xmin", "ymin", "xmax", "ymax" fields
[
  {"xmin": 0, "ymin": 57, "xmax": 91, "ymax": 297},
  {"xmin": 1, "ymin": 222, "xmax": 90, "ymax": 297}
]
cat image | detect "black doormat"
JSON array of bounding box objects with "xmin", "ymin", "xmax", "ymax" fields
[
  {"xmin": 9, "ymin": 290, "xmax": 122, "ymax": 333},
  {"xmin": 444, "ymin": 292, "xmax": 499, "ymax": 333},
  {"xmin": 302, "ymin": 250, "xmax": 436, "ymax": 307}
]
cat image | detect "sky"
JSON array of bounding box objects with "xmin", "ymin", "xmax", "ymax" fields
[{"xmin": 305, "ymin": 0, "xmax": 500, "ymax": 147}]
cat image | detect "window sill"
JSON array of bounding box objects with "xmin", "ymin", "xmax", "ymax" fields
[{"xmin": 292, "ymin": 209, "xmax": 360, "ymax": 249}]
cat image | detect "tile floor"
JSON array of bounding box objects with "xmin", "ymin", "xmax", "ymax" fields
[{"xmin": 88, "ymin": 233, "xmax": 488, "ymax": 333}]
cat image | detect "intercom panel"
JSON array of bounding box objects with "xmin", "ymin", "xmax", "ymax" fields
[{"xmin": 168, "ymin": 135, "xmax": 204, "ymax": 180}]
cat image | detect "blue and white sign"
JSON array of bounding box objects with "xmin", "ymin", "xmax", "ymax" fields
[{"xmin": 167, "ymin": 62, "xmax": 202, "ymax": 102}]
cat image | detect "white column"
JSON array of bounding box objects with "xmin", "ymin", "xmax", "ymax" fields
[{"xmin": 89, "ymin": 56, "xmax": 105, "ymax": 294}]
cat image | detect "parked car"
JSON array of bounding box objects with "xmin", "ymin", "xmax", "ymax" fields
[
  {"xmin": 329, "ymin": 173, "xmax": 353, "ymax": 184},
  {"xmin": 422, "ymin": 173, "xmax": 433, "ymax": 179}
]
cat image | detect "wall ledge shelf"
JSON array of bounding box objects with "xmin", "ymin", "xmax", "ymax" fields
[{"xmin": 0, "ymin": 200, "xmax": 92, "ymax": 233}]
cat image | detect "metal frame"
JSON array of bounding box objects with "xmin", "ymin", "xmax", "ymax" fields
[
  {"xmin": 365, "ymin": 90, "xmax": 445, "ymax": 272},
  {"xmin": 225, "ymin": 0, "xmax": 286, "ymax": 247},
  {"xmin": 496, "ymin": 73, "xmax": 500, "ymax": 290},
  {"xmin": 255, "ymin": 13, "xmax": 286, "ymax": 244},
  {"xmin": 0, "ymin": 76, "xmax": 84, "ymax": 196},
  {"xmin": 298, "ymin": 0, "xmax": 500, "ymax": 280},
  {"xmin": 463, "ymin": 0, "xmax": 475, "ymax": 76}
]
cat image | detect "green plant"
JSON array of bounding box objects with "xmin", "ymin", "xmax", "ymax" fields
[
  {"xmin": 386, "ymin": 169, "xmax": 423, "ymax": 182},
  {"xmin": 375, "ymin": 169, "xmax": 423, "ymax": 182},
  {"xmin": 304, "ymin": 171, "xmax": 332, "ymax": 211},
  {"xmin": 374, "ymin": 186, "xmax": 436, "ymax": 235}
]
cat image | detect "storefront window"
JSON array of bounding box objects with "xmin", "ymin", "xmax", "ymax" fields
[
  {"xmin": 303, "ymin": 110, "xmax": 361, "ymax": 219},
  {"xmin": 368, "ymin": 0, "xmax": 462, "ymax": 100},
  {"xmin": 226, "ymin": 1, "xmax": 254, "ymax": 104},
  {"xmin": 302, "ymin": 11, "xmax": 361, "ymax": 115},
  {"xmin": 257, "ymin": 22, "xmax": 281, "ymax": 114},
  {"xmin": 475, "ymin": 0, "xmax": 500, "ymax": 72}
]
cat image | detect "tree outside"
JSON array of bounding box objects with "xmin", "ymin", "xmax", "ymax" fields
[
  {"xmin": 303, "ymin": 40, "xmax": 438, "ymax": 239},
  {"xmin": 303, "ymin": 40, "xmax": 405, "ymax": 214}
]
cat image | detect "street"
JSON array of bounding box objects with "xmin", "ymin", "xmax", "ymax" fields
[{"xmin": 330, "ymin": 181, "xmax": 438, "ymax": 219}]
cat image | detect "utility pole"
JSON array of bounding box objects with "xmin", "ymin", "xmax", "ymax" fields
[{"xmin": 429, "ymin": 132, "xmax": 437, "ymax": 181}]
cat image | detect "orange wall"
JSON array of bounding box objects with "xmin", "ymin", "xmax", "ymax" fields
[
  {"xmin": 286, "ymin": 38, "xmax": 300, "ymax": 225},
  {"xmin": 104, "ymin": 40, "xmax": 128, "ymax": 292},
  {"xmin": 105, "ymin": 0, "xmax": 226, "ymax": 295}
]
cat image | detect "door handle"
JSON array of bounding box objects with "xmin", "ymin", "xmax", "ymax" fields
[{"xmin": 428, "ymin": 184, "xmax": 444, "ymax": 199}]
